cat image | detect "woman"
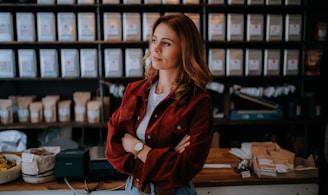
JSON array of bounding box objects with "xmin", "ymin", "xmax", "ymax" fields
[{"xmin": 106, "ymin": 13, "xmax": 214, "ymax": 195}]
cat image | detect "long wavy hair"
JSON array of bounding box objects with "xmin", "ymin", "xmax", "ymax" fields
[{"xmin": 142, "ymin": 14, "xmax": 212, "ymax": 106}]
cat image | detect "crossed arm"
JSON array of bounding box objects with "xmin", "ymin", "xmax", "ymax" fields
[{"xmin": 121, "ymin": 133, "xmax": 191, "ymax": 163}]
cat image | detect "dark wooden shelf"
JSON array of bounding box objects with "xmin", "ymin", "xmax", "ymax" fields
[
  {"xmin": 0, "ymin": 121, "xmax": 107, "ymax": 130},
  {"xmin": 213, "ymin": 118, "xmax": 327, "ymax": 126}
]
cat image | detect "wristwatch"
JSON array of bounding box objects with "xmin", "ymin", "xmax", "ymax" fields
[{"xmin": 133, "ymin": 142, "xmax": 144, "ymax": 159}]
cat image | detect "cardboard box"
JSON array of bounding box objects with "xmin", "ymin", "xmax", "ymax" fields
[
  {"xmin": 253, "ymin": 154, "xmax": 318, "ymax": 178},
  {"xmin": 251, "ymin": 142, "xmax": 318, "ymax": 178}
]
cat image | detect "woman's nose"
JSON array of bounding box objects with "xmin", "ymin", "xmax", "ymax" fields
[{"xmin": 153, "ymin": 43, "xmax": 161, "ymax": 53}]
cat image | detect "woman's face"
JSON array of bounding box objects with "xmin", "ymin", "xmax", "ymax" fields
[{"xmin": 150, "ymin": 23, "xmax": 181, "ymax": 72}]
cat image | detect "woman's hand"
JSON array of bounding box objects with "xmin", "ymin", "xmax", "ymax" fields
[
  {"xmin": 175, "ymin": 134, "xmax": 190, "ymax": 153},
  {"xmin": 121, "ymin": 133, "xmax": 139, "ymax": 153},
  {"xmin": 122, "ymin": 133, "xmax": 189, "ymax": 155}
]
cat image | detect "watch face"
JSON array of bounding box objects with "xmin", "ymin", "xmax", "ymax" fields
[{"xmin": 135, "ymin": 142, "xmax": 143, "ymax": 151}]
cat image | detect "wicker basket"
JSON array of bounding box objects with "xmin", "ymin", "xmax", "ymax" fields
[{"xmin": 0, "ymin": 154, "xmax": 22, "ymax": 184}]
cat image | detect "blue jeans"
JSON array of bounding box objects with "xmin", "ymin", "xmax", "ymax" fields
[{"xmin": 125, "ymin": 176, "xmax": 197, "ymax": 195}]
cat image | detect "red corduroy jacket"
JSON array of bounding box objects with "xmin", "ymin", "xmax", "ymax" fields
[{"xmin": 106, "ymin": 79, "xmax": 214, "ymax": 191}]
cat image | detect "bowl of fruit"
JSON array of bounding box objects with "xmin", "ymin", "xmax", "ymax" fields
[{"xmin": 0, "ymin": 154, "xmax": 22, "ymax": 184}]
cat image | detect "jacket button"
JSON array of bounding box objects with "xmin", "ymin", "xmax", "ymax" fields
[
  {"xmin": 147, "ymin": 135, "xmax": 151, "ymax": 139},
  {"xmin": 154, "ymin": 114, "xmax": 158, "ymax": 118},
  {"xmin": 177, "ymin": 125, "xmax": 182, "ymax": 130},
  {"xmin": 137, "ymin": 116, "xmax": 140, "ymax": 120},
  {"xmin": 136, "ymin": 178, "xmax": 140, "ymax": 183}
]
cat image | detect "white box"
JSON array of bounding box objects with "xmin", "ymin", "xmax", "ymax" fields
[
  {"xmin": 265, "ymin": 0, "xmax": 281, "ymax": 5},
  {"xmin": 77, "ymin": 0, "xmax": 95, "ymax": 3},
  {"xmin": 40, "ymin": 49, "xmax": 59, "ymax": 78},
  {"xmin": 37, "ymin": 0, "xmax": 55, "ymax": 3},
  {"xmin": 104, "ymin": 48, "xmax": 123, "ymax": 77},
  {"xmin": 285, "ymin": 0, "xmax": 301, "ymax": 5},
  {"xmin": 58, "ymin": 12, "xmax": 76, "ymax": 41},
  {"xmin": 245, "ymin": 49, "xmax": 262, "ymax": 76},
  {"xmin": 228, "ymin": 0, "xmax": 245, "ymax": 4},
  {"xmin": 183, "ymin": 0, "xmax": 199, "ymax": 4},
  {"xmin": 0, "ymin": 49, "xmax": 15, "ymax": 78},
  {"xmin": 285, "ymin": 14, "xmax": 302, "ymax": 41},
  {"xmin": 102, "ymin": 0, "xmax": 120, "ymax": 3},
  {"xmin": 162, "ymin": 0, "xmax": 179, "ymax": 4},
  {"xmin": 227, "ymin": 14, "xmax": 244, "ymax": 41},
  {"xmin": 142, "ymin": 13, "xmax": 160, "ymax": 41},
  {"xmin": 16, "ymin": 12, "xmax": 35, "ymax": 42},
  {"xmin": 247, "ymin": 14, "xmax": 264, "ymax": 41},
  {"xmin": 208, "ymin": 48, "xmax": 225, "ymax": 76},
  {"xmin": 226, "ymin": 48, "xmax": 243, "ymax": 76},
  {"xmin": 0, "ymin": 13, "xmax": 13, "ymax": 42},
  {"xmin": 37, "ymin": 12, "xmax": 56, "ymax": 41},
  {"xmin": 266, "ymin": 14, "xmax": 283, "ymax": 41},
  {"xmin": 61, "ymin": 49, "xmax": 80, "ymax": 78},
  {"xmin": 78, "ymin": 12, "xmax": 96, "ymax": 41},
  {"xmin": 18, "ymin": 49, "xmax": 37, "ymax": 78},
  {"xmin": 247, "ymin": 0, "xmax": 264, "ymax": 4},
  {"xmin": 283, "ymin": 49, "xmax": 299, "ymax": 76},
  {"xmin": 125, "ymin": 48, "xmax": 143, "ymax": 77},
  {"xmin": 208, "ymin": 0, "xmax": 224, "ymax": 3},
  {"xmin": 123, "ymin": 0, "xmax": 141, "ymax": 3},
  {"xmin": 57, "ymin": 0, "xmax": 75, "ymax": 4},
  {"xmin": 123, "ymin": 13, "xmax": 141, "ymax": 41},
  {"xmin": 103, "ymin": 12, "xmax": 122, "ymax": 41},
  {"xmin": 264, "ymin": 49, "xmax": 280, "ymax": 76},
  {"xmin": 80, "ymin": 48, "xmax": 98, "ymax": 78},
  {"xmin": 208, "ymin": 13, "xmax": 225, "ymax": 41},
  {"xmin": 144, "ymin": 0, "xmax": 161, "ymax": 3},
  {"xmin": 185, "ymin": 13, "xmax": 201, "ymax": 32}
]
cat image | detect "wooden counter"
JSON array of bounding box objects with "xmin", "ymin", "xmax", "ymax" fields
[
  {"xmin": 193, "ymin": 148, "xmax": 319, "ymax": 187},
  {"xmin": 0, "ymin": 148, "xmax": 319, "ymax": 192}
]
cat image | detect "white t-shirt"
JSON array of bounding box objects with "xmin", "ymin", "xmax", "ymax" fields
[{"xmin": 136, "ymin": 82, "xmax": 169, "ymax": 142}]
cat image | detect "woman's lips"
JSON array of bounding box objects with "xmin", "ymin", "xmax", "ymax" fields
[{"xmin": 152, "ymin": 56, "xmax": 162, "ymax": 62}]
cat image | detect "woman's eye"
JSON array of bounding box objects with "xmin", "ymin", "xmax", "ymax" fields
[{"xmin": 162, "ymin": 42, "xmax": 170, "ymax": 46}]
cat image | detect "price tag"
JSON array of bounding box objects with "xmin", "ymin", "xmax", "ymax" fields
[
  {"xmin": 22, "ymin": 153, "xmax": 34, "ymax": 163},
  {"xmin": 241, "ymin": 170, "xmax": 251, "ymax": 178}
]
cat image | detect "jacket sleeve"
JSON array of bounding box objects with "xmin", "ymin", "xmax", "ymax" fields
[{"xmin": 105, "ymin": 83, "xmax": 137, "ymax": 176}]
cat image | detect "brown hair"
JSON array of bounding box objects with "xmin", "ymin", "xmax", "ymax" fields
[{"xmin": 142, "ymin": 14, "xmax": 212, "ymax": 106}]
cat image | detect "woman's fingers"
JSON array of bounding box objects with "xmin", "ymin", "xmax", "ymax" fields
[{"xmin": 175, "ymin": 135, "xmax": 190, "ymax": 153}]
